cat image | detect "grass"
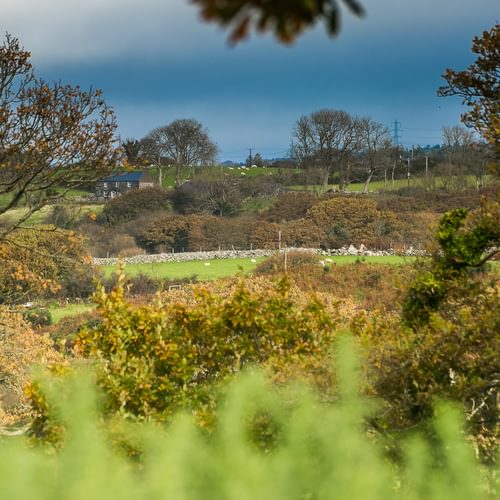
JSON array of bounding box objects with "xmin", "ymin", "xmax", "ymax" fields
[
  {"xmin": 48, "ymin": 303, "xmax": 95, "ymax": 324},
  {"xmin": 100, "ymin": 254, "xmax": 414, "ymax": 280},
  {"xmin": 102, "ymin": 257, "xmax": 267, "ymax": 280},
  {"xmin": 288, "ymin": 175, "xmax": 487, "ymax": 193}
]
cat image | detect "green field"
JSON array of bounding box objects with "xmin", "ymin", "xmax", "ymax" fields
[
  {"xmin": 48, "ymin": 302, "xmax": 95, "ymax": 323},
  {"xmin": 288, "ymin": 175, "xmax": 487, "ymax": 193},
  {"xmin": 101, "ymin": 254, "xmax": 413, "ymax": 280},
  {"xmin": 102, "ymin": 256, "xmax": 267, "ymax": 280}
]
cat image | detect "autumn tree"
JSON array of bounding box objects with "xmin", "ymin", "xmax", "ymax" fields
[
  {"xmin": 141, "ymin": 119, "xmax": 218, "ymax": 187},
  {"xmin": 191, "ymin": 0, "xmax": 365, "ymax": 43},
  {"xmin": 438, "ymin": 23, "xmax": 500, "ymax": 162},
  {"xmin": 0, "ymin": 34, "xmax": 118, "ymax": 240}
]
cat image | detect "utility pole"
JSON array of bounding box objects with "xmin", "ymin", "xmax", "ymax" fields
[
  {"xmin": 248, "ymin": 148, "xmax": 252, "ymax": 166},
  {"xmin": 407, "ymin": 157, "xmax": 411, "ymax": 191},
  {"xmin": 425, "ymin": 155, "xmax": 429, "ymax": 179}
]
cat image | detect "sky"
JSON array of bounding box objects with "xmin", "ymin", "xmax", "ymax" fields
[{"xmin": 2, "ymin": 0, "xmax": 498, "ymax": 162}]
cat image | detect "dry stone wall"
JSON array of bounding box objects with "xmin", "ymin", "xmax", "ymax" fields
[{"xmin": 93, "ymin": 245, "xmax": 425, "ymax": 266}]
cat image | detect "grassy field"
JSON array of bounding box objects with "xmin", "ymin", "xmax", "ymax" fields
[
  {"xmin": 48, "ymin": 303, "xmax": 95, "ymax": 323},
  {"xmin": 102, "ymin": 257, "xmax": 268, "ymax": 280},
  {"xmin": 287, "ymin": 175, "xmax": 486, "ymax": 193},
  {"xmin": 101, "ymin": 254, "xmax": 414, "ymax": 280}
]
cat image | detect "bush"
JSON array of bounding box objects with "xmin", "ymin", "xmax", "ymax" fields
[
  {"xmin": 135, "ymin": 214, "xmax": 191, "ymax": 253},
  {"xmin": 261, "ymin": 191, "xmax": 321, "ymax": 222},
  {"xmin": 356, "ymin": 279, "xmax": 499, "ymax": 462},
  {"xmin": 22, "ymin": 308, "xmax": 52, "ymax": 328},
  {"xmin": 255, "ymin": 250, "xmax": 320, "ymax": 274},
  {"xmin": 99, "ymin": 186, "xmax": 170, "ymax": 225},
  {"xmin": 44, "ymin": 204, "xmax": 80, "ymax": 228},
  {"xmin": 0, "ymin": 306, "xmax": 61, "ymax": 427},
  {"xmin": 305, "ymin": 196, "xmax": 414, "ymax": 248},
  {"xmin": 0, "ymin": 226, "xmax": 97, "ymax": 303},
  {"xmin": 81, "ymin": 222, "xmax": 143, "ymax": 258},
  {"xmin": 70, "ymin": 274, "xmax": 337, "ymax": 421},
  {"xmin": 169, "ymin": 179, "xmax": 244, "ymax": 216}
]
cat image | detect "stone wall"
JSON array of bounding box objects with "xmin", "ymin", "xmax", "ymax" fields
[{"xmin": 93, "ymin": 245, "xmax": 425, "ymax": 266}]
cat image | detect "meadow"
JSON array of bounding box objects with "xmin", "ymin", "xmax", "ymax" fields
[{"xmin": 101, "ymin": 254, "xmax": 413, "ymax": 280}]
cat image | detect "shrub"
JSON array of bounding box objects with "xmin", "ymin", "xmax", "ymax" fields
[
  {"xmin": 22, "ymin": 308, "xmax": 52, "ymax": 328},
  {"xmin": 81, "ymin": 222, "xmax": 143, "ymax": 258},
  {"xmin": 70, "ymin": 274, "xmax": 337, "ymax": 422},
  {"xmin": 261, "ymin": 191, "xmax": 320, "ymax": 222},
  {"xmin": 356, "ymin": 279, "xmax": 499, "ymax": 462},
  {"xmin": 44, "ymin": 204, "xmax": 80, "ymax": 228},
  {"xmin": 305, "ymin": 196, "xmax": 401, "ymax": 248},
  {"xmin": 169, "ymin": 179, "xmax": 244, "ymax": 216},
  {"xmin": 135, "ymin": 214, "xmax": 191, "ymax": 253},
  {"xmin": 0, "ymin": 226, "xmax": 96, "ymax": 303},
  {"xmin": 99, "ymin": 186, "xmax": 170, "ymax": 225},
  {"xmin": 255, "ymin": 250, "xmax": 320, "ymax": 274},
  {"xmin": 0, "ymin": 306, "xmax": 62, "ymax": 427}
]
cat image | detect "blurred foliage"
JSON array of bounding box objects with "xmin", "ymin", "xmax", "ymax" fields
[
  {"xmin": 4, "ymin": 347, "xmax": 496, "ymax": 499},
  {"xmin": 191, "ymin": 0, "xmax": 365, "ymax": 44}
]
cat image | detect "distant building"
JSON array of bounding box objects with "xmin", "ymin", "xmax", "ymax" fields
[{"xmin": 95, "ymin": 171, "xmax": 156, "ymax": 200}]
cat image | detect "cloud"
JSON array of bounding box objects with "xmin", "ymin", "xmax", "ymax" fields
[
  {"xmin": 1, "ymin": 0, "xmax": 221, "ymax": 64},
  {"xmin": 2, "ymin": 0, "xmax": 496, "ymax": 66}
]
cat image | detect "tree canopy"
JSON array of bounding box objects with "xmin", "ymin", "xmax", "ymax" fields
[
  {"xmin": 0, "ymin": 34, "xmax": 119, "ymax": 240},
  {"xmin": 438, "ymin": 23, "xmax": 500, "ymax": 162}
]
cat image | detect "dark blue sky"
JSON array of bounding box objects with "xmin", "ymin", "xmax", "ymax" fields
[{"xmin": 3, "ymin": 0, "xmax": 498, "ymax": 161}]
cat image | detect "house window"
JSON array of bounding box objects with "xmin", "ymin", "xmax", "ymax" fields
[
  {"xmin": 127, "ymin": 182, "xmax": 132, "ymax": 188},
  {"xmin": 103, "ymin": 182, "xmax": 108, "ymax": 189}
]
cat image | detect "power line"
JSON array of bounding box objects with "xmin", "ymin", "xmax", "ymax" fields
[{"xmin": 392, "ymin": 120, "xmax": 401, "ymax": 147}]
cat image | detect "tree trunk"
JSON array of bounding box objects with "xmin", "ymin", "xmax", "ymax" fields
[
  {"xmin": 363, "ymin": 169, "xmax": 374, "ymax": 193},
  {"xmin": 175, "ymin": 164, "xmax": 181, "ymax": 187},
  {"xmin": 157, "ymin": 165, "xmax": 164, "ymax": 187},
  {"xmin": 322, "ymin": 168, "xmax": 329, "ymax": 192}
]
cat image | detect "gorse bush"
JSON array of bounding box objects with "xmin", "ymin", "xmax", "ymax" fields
[
  {"xmin": 2, "ymin": 347, "xmax": 494, "ymax": 500},
  {"xmin": 0, "ymin": 226, "xmax": 96, "ymax": 303},
  {"xmin": 0, "ymin": 307, "xmax": 62, "ymax": 427},
  {"xmin": 28, "ymin": 274, "xmax": 338, "ymax": 436}
]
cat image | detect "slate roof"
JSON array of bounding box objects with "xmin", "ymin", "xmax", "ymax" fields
[{"xmin": 101, "ymin": 172, "xmax": 146, "ymax": 182}]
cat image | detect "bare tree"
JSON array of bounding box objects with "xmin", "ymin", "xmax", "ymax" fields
[
  {"xmin": 139, "ymin": 133, "xmax": 172, "ymax": 187},
  {"xmin": 292, "ymin": 109, "xmax": 359, "ymax": 191},
  {"xmin": 0, "ymin": 34, "xmax": 118, "ymax": 240},
  {"xmin": 356, "ymin": 118, "xmax": 391, "ymax": 193},
  {"xmin": 141, "ymin": 119, "xmax": 218, "ymax": 187},
  {"xmin": 441, "ymin": 125, "xmax": 476, "ymax": 184}
]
